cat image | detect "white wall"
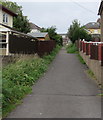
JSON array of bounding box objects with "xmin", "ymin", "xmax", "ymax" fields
[
  {"xmin": 0, "ymin": 9, "xmax": 13, "ymax": 28},
  {"xmin": 30, "ymin": 29, "xmax": 40, "ymax": 33},
  {"xmin": 0, "ymin": 9, "xmax": 2, "ymax": 24}
]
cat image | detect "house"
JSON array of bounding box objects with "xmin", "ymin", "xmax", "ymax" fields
[
  {"xmin": 97, "ymin": 18, "xmax": 101, "ymax": 24},
  {"xmin": 28, "ymin": 32, "xmax": 50, "ymax": 41},
  {"xmin": 0, "ymin": 27, "xmax": 38, "ymax": 55},
  {"xmin": 84, "ymin": 22, "xmax": 101, "ymax": 35},
  {"xmin": 84, "ymin": 22, "xmax": 101, "ymax": 41},
  {"xmin": 29, "ymin": 22, "xmax": 41, "ymax": 33},
  {"xmin": 59, "ymin": 33, "xmax": 70, "ymax": 45},
  {"xmin": 0, "ymin": 5, "xmax": 38, "ymax": 56},
  {"xmin": 98, "ymin": 0, "xmax": 103, "ymax": 42},
  {"xmin": 0, "ymin": 4, "xmax": 17, "ymax": 55},
  {"xmin": 0, "ymin": 4, "xmax": 17, "ymax": 28}
]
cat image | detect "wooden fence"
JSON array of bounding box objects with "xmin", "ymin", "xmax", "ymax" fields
[
  {"xmin": 37, "ymin": 40, "xmax": 56, "ymax": 56},
  {"xmin": 76, "ymin": 40, "xmax": 103, "ymax": 66},
  {"xmin": 9, "ymin": 34, "xmax": 56, "ymax": 57},
  {"xmin": 90, "ymin": 45, "xmax": 98, "ymax": 60},
  {"xmin": 9, "ymin": 34, "xmax": 37, "ymax": 54}
]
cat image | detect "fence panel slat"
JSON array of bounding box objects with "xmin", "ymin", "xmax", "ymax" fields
[{"xmin": 9, "ymin": 34, "xmax": 37, "ymax": 54}]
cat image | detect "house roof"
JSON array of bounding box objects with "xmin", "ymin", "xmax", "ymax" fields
[
  {"xmin": 97, "ymin": 18, "xmax": 101, "ymax": 24},
  {"xmin": 0, "ymin": 4, "xmax": 17, "ymax": 17},
  {"xmin": 29, "ymin": 22, "xmax": 41, "ymax": 30},
  {"xmin": 0, "ymin": 27, "xmax": 38, "ymax": 40},
  {"xmin": 28, "ymin": 32, "xmax": 48, "ymax": 38},
  {"xmin": 84, "ymin": 22, "xmax": 100, "ymax": 29},
  {"xmin": 98, "ymin": 1, "xmax": 103, "ymax": 15},
  {"xmin": 59, "ymin": 33, "xmax": 67, "ymax": 36},
  {"xmin": 0, "ymin": 23, "xmax": 13, "ymax": 30}
]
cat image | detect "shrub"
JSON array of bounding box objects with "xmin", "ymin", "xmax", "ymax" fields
[
  {"xmin": 66, "ymin": 44, "xmax": 77, "ymax": 53},
  {"xmin": 2, "ymin": 45, "xmax": 61, "ymax": 117}
]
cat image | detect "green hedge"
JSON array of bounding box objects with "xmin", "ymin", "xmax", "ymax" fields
[{"xmin": 2, "ymin": 45, "xmax": 61, "ymax": 117}]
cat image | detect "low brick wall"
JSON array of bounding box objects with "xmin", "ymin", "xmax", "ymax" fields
[{"xmin": 80, "ymin": 51, "xmax": 102, "ymax": 85}]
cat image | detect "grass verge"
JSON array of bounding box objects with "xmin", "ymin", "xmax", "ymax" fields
[
  {"xmin": 77, "ymin": 53, "xmax": 86, "ymax": 64},
  {"xmin": 2, "ymin": 45, "xmax": 61, "ymax": 117},
  {"xmin": 66, "ymin": 43, "xmax": 78, "ymax": 53},
  {"xmin": 86, "ymin": 69, "xmax": 97, "ymax": 80}
]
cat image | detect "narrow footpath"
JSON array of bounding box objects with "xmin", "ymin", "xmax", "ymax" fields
[{"xmin": 7, "ymin": 48, "xmax": 101, "ymax": 118}]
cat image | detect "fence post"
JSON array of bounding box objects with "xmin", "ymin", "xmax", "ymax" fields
[{"xmin": 6, "ymin": 32, "xmax": 9, "ymax": 55}]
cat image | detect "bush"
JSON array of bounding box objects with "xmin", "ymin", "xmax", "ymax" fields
[
  {"xmin": 2, "ymin": 45, "xmax": 61, "ymax": 117},
  {"xmin": 66, "ymin": 44, "xmax": 77, "ymax": 53}
]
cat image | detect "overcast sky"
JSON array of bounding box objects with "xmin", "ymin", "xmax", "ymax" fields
[{"xmin": 13, "ymin": 0, "xmax": 101, "ymax": 33}]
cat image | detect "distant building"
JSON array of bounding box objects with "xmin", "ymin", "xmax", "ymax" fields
[
  {"xmin": 84, "ymin": 22, "xmax": 101, "ymax": 41},
  {"xmin": 29, "ymin": 22, "xmax": 41, "ymax": 33},
  {"xmin": 28, "ymin": 32, "xmax": 50, "ymax": 41},
  {"xmin": 59, "ymin": 33, "xmax": 70, "ymax": 45},
  {"xmin": 0, "ymin": 4, "xmax": 17, "ymax": 28},
  {"xmin": 98, "ymin": 0, "xmax": 103, "ymax": 42},
  {"xmin": 84, "ymin": 22, "xmax": 101, "ymax": 35}
]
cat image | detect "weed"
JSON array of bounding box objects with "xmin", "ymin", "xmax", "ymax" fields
[
  {"xmin": 86, "ymin": 69, "xmax": 97, "ymax": 80},
  {"xmin": 77, "ymin": 54, "xmax": 86, "ymax": 64},
  {"xmin": 2, "ymin": 45, "xmax": 61, "ymax": 117},
  {"xmin": 66, "ymin": 44, "xmax": 78, "ymax": 53}
]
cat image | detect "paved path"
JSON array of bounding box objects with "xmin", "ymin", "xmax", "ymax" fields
[{"xmin": 7, "ymin": 48, "xmax": 101, "ymax": 118}]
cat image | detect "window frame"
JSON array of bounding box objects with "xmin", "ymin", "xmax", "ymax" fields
[{"xmin": 3, "ymin": 13, "xmax": 8, "ymax": 24}]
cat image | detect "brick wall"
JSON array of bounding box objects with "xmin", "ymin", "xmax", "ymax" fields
[{"xmin": 76, "ymin": 40, "xmax": 103, "ymax": 85}]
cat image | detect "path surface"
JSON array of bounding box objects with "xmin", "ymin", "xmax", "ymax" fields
[{"xmin": 7, "ymin": 48, "xmax": 101, "ymax": 118}]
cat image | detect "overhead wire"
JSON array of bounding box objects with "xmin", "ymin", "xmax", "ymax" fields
[{"xmin": 71, "ymin": 0, "xmax": 96, "ymax": 15}]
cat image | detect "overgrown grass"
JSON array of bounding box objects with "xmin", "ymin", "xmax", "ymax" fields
[
  {"xmin": 98, "ymin": 93, "xmax": 103, "ymax": 96},
  {"xmin": 66, "ymin": 43, "xmax": 78, "ymax": 53},
  {"xmin": 77, "ymin": 54, "xmax": 86, "ymax": 64},
  {"xmin": 86, "ymin": 69, "xmax": 97, "ymax": 80},
  {"xmin": 2, "ymin": 45, "xmax": 61, "ymax": 117}
]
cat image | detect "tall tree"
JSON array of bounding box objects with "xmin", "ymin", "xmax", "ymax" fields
[
  {"xmin": 67, "ymin": 20, "xmax": 92, "ymax": 43},
  {"xmin": 1, "ymin": 0, "xmax": 31, "ymax": 33},
  {"xmin": 13, "ymin": 13, "xmax": 31, "ymax": 33}
]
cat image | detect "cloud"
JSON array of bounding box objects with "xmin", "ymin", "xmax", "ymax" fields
[
  {"xmin": 11, "ymin": 0, "xmax": 101, "ymax": 3},
  {"xmin": 16, "ymin": 2, "xmax": 100, "ymax": 33}
]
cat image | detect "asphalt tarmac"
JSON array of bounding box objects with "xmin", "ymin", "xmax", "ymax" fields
[{"xmin": 7, "ymin": 48, "xmax": 101, "ymax": 118}]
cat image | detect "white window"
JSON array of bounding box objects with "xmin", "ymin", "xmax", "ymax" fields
[
  {"xmin": 3, "ymin": 13, "xmax": 8, "ymax": 23},
  {"xmin": 94, "ymin": 30, "xmax": 98, "ymax": 34}
]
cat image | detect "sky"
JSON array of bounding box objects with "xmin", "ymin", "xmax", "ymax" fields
[{"xmin": 11, "ymin": 0, "xmax": 101, "ymax": 33}]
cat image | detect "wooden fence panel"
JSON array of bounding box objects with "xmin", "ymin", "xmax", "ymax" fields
[
  {"xmin": 9, "ymin": 35, "xmax": 56, "ymax": 56},
  {"xmin": 9, "ymin": 34, "xmax": 37, "ymax": 54},
  {"xmin": 37, "ymin": 40, "xmax": 56, "ymax": 56},
  {"xmin": 80, "ymin": 41, "xmax": 82, "ymax": 51},
  {"xmin": 86, "ymin": 43, "xmax": 89, "ymax": 55},
  {"xmin": 90, "ymin": 45, "xmax": 98, "ymax": 60}
]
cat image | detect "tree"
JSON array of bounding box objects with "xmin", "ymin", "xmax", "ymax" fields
[
  {"xmin": 1, "ymin": 0, "xmax": 31, "ymax": 33},
  {"xmin": 41, "ymin": 26, "xmax": 63, "ymax": 46},
  {"xmin": 67, "ymin": 20, "xmax": 92, "ymax": 43},
  {"xmin": 1, "ymin": 1, "xmax": 22, "ymax": 14},
  {"xmin": 13, "ymin": 13, "xmax": 31, "ymax": 33}
]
